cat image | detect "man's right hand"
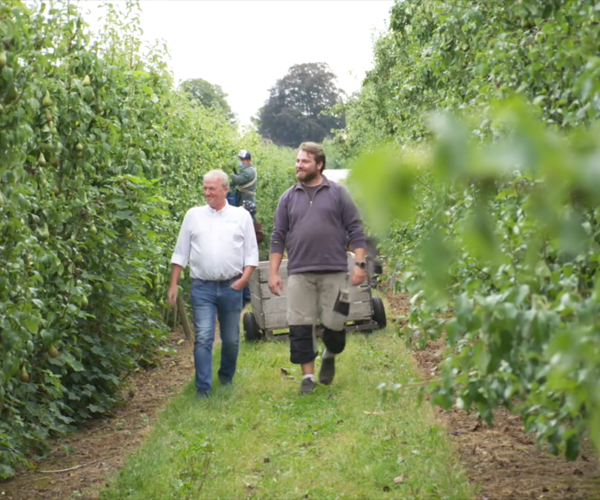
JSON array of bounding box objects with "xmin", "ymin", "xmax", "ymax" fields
[
  {"xmin": 167, "ymin": 285, "xmax": 178, "ymax": 306},
  {"xmin": 268, "ymin": 274, "xmax": 284, "ymax": 296}
]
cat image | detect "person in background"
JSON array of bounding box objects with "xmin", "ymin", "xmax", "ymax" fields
[
  {"xmin": 231, "ymin": 149, "xmax": 257, "ymax": 208},
  {"xmin": 268, "ymin": 142, "xmax": 367, "ymax": 394},
  {"xmin": 168, "ymin": 169, "xmax": 259, "ymax": 399}
]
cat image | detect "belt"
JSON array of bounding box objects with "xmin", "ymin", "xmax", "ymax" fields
[{"xmin": 193, "ymin": 275, "xmax": 242, "ymax": 283}]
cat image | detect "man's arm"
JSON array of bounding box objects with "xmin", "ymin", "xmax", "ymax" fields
[
  {"xmin": 353, "ymin": 247, "xmax": 367, "ymax": 263},
  {"xmin": 254, "ymin": 220, "xmax": 265, "ymax": 244},
  {"xmin": 231, "ymin": 167, "xmax": 256, "ymax": 186},
  {"xmin": 167, "ymin": 211, "xmax": 191, "ymax": 305},
  {"xmin": 232, "ymin": 264, "xmax": 257, "ymax": 291},
  {"xmin": 339, "ymin": 186, "xmax": 367, "ymax": 252},
  {"xmin": 167, "ymin": 264, "xmax": 184, "ymax": 305},
  {"xmin": 268, "ymin": 194, "xmax": 289, "ymax": 295},
  {"xmin": 232, "ymin": 211, "xmax": 259, "ymax": 291},
  {"xmin": 268, "ymin": 253, "xmax": 284, "ymax": 295},
  {"xmin": 339, "ymin": 187, "xmax": 368, "ymax": 285}
]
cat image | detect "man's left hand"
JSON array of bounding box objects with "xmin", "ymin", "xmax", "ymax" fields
[
  {"xmin": 350, "ymin": 266, "xmax": 367, "ymax": 286},
  {"xmin": 231, "ymin": 278, "xmax": 247, "ymax": 291}
]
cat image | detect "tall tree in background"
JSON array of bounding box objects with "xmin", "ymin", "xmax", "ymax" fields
[
  {"xmin": 179, "ymin": 78, "xmax": 235, "ymax": 122},
  {"xmin": 257, "ymin": 63, "xmax": 345, "ymax": 147}
]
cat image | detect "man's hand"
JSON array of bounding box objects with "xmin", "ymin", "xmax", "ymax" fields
[
  {"xmin": 350, "ymin": 265, "xmax": 367, "ymax": 286},
  {"xmin": 268, "ymin": 273, "xmax": 284, "ymax": 296},
  {"xmin": 167, "ymin": 284, "xmax": 178, "ymax": 306},
  {"xmin": 231, "ymin": 278, "xmax": 247, "ymax": 291},
  {"xmin": 168, "ymin": 264, "xmax": 184, "ymax": 306}
]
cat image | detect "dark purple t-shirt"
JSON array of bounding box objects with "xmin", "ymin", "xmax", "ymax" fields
[{"xmin": 270, "ymin": 176, "xmax": 366, "ymax": 275}]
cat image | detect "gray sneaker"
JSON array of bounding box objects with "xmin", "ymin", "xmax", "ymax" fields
[
  {"xmin": 300, "ymin": 377, "xmax": 317, "ymax": 394},
  {"xmin": 319, "ymin": 356, "xmax": 335, "ymax": 385}
]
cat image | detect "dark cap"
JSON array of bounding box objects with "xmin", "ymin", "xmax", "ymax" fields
[{"xmin": 236, "ymin": 149, "xmax": 251, "ymax": 160}]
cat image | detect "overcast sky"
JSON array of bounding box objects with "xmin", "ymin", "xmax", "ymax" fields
[{"xmin": 81, "ymin": 1, "xmax": 394, "ymax": 127}]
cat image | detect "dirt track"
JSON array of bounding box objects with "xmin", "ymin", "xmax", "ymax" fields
[{"xmin": 388, "ymin": 292, "xmax": 600, "ymax": 500}]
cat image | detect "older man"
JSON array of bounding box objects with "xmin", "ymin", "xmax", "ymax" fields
[
  {"xmin": 168, "ymin": 169, "xmax": 258, "ymax": 399},
  {"xmin": 269, "ymin": 142, "xmax": 367, "ymax": 394}
]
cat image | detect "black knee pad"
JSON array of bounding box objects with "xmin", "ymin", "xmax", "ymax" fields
[
  {"xmin": 322, "ymin": 327, "xmax": 346, "ymax": 355},
  {"xmin": 289, "ymin": 325, "xmax": 317, "ymax": 365}
]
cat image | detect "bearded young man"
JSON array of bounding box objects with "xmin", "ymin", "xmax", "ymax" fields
[
  {"xmin": 268, "ymin": 142, "xmax": 367, "ymax": 394},
  {"xmin": 168, "ymin": 169, "xmax": 258, "ymax": 399}
]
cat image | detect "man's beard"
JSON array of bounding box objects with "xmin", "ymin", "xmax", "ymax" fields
[{"xmin": 298, "ymin": 169, "xmax": 318, "ymax": 183}]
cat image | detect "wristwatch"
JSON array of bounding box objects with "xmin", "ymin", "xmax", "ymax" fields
[{"xmin": 355, "ymin": 261, "xmax": 366, "ymax": 270}]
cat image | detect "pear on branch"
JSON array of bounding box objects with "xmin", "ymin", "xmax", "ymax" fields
[
  {"xmin": 42, "ymin": 91, "xmax": 52, "ymax": 107},
  {"xmin": 5, "ymin": 83, "xmax": 18, "ymax": 103}
]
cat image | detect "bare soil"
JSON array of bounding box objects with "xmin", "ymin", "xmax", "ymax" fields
[
  {"xmin": 387, "ymin": 292, "xmax": 600, "ymax": 500},
  {"xmin": 0, "ymin": 328, "xmax": 196, "ymax": 500}
]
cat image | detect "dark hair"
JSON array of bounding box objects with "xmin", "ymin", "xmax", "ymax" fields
[{"xmin": 299, "ymin": 142, "xmax": 326, "ymax": 173}]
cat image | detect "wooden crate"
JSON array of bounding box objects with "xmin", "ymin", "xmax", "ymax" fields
[{"xmin": 248, "ymin": 254, "xmax": 374, "ymax": 336}]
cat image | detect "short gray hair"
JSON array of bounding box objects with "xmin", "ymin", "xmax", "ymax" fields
[{"xmin": 203, "ymin": 169, "xmax": 229, "ymax": 189}]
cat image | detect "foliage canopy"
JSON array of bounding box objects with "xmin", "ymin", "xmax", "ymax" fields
[
  {"xmin": 336, "ymin": 0, "xmax": 600, "ymax": 158},
  {"xmin": 0, "ymin": 0, "xmax": 293, "ymax": 478},
  {"xmin": 257, "ymin": 63, "xmax": 345, "ymax": 148},
  {"xmin": 343, "ymin": 0, "xmax": 600, "ymax": 460},
  {"xmin": 179, "ymin": 78, "xmax": 235, "ymax": 122}
]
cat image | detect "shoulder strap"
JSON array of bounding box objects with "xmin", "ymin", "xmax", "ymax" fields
[{"xmin": 238, "ymin": 167, "xmax": 257, "ymax": 191}]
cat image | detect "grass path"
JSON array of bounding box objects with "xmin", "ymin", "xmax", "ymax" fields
[{"xmin": 101, "ymin": 327, "xmax": 473, "ymax": 500}]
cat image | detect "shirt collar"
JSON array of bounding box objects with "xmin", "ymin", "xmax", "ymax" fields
[
  {"xmin": 207, "ymin": 200, "xmax": 229, "ymax": 214},
  {"xmin": 294, "ymin": 174, "xmax": 330, "ymax": 191}
]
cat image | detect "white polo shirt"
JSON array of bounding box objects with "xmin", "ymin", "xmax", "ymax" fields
[{"xmin": 171, "ymin": 202, "xmax": 259, "ymax": 281}]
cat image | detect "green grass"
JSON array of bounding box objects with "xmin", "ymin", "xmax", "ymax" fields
[{"xmin": 101, "ymin": 329, "xmax": 473, "ymax": 500}]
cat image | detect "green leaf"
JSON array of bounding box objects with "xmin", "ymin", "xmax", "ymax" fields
[
  {"xmin": 61, "ymin": 352, "xmax": 84, "ymax": 372},
  {"xmin": 565, "ymin": 435, "xmax": 580, "ymax": 461},
  {"xmin": 534, "ymin": 261, "xmax": 551, "ymax": 278},
  {"xmin": 473, "ymin": 341, "xmax": 491, "ymax": 374},
  {"xmin": 23, "ymin": 317, "xmax": 40, "ymax": 334}
]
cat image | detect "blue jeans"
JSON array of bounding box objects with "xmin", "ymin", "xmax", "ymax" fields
[{"xmin": 190, "ymin": 278, "xmax": 243, "ymax": 393}]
